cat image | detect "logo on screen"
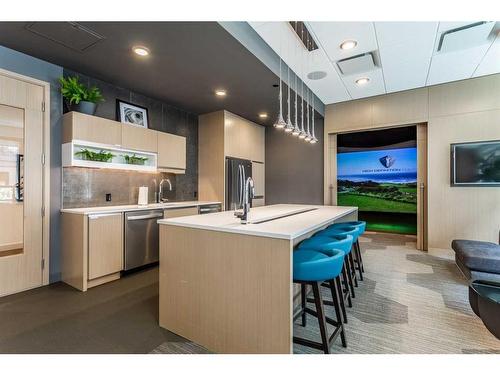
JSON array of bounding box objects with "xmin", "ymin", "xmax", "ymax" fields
[{"xmin": 379, "ymin": 155, "xmax": 396, "ymax": 168}]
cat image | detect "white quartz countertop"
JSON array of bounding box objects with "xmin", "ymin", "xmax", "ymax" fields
[
  {"xmin": 60, "ymin": 201, "xmax": 221, "ymax": 215},
  {"xmin": 158, "ymin": 204, "xmax": 357, "ymax": 240}
]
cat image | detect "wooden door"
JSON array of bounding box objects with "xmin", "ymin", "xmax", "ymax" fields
[
  {"xmin": 88, "ymin": 213, "xmax": 123, "ymax": 280},
  {"xmin": 0, "ymin": 74, "xmax": 45, "ymax": 297},
  {"xmin": 416, "ymin": 123, "xmax": 428, "ymax": 251}
]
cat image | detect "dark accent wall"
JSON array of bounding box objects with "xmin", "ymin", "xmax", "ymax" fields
[
  {"xmin": 265, "ymin": 118, "xmax": 324, "ymax": 205},
  {"xmin": 0, "ymin": 45, "xmax": 63, "ymax": 283},
  {"xmin": 63, "ymin": 69, "xmax": 199, "ymax": 202}
]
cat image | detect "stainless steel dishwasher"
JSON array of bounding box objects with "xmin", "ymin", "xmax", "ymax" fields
[{"xmin": 124, "ymin": 209, "xmax": 164, "ymax": 270}]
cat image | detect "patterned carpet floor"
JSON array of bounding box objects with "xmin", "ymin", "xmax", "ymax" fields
[{"xmin": 152, "ymin": 232, "xmax": 500, "ymax": 354}]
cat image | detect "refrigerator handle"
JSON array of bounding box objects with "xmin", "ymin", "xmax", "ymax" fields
[{"xmin": 239, "ymin": 165, "xmax": 244, "ymax": 208}]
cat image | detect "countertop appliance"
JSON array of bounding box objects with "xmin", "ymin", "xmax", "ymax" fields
[
  {"xmin": 226, "ymin": 157, "xmax": 252, "ymax": 211},
  {"xmin": 124, "ymin": 209, "xmax": 163, "ymax": 270}
]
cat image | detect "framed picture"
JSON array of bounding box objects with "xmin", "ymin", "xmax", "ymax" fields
[{"xmin": 116, "ymin": 100, "xmax": 149, "ymax": 128}]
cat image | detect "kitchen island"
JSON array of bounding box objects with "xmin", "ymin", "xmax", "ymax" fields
[{"xmin": 157, "ymin": 204, "xmax": 358, "ymax": 354}]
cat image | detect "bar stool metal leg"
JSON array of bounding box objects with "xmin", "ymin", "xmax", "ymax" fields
[
  {"xmin": 329, "ymin": 278, "xmax": 347, "ymax": 347},
  {"xmin": 348, "ymin": 252, "xmax": 359, "ymax": 288},
  {"xmin": 301, "ymin": 284, "xmax": 307, "ymax": 327}
]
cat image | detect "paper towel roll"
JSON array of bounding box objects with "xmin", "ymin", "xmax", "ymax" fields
[{"xmin": 138, "ymin": 186, "xmax": 148, "ymax": 205}]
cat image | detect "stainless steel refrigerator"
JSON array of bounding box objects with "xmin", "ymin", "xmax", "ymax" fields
[{"xmin": 226, "ymin": 157, "xmax": 252, "ymax": 211}]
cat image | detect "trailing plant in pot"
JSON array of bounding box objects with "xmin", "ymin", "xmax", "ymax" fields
[{"xmin": 59, "ymin": 76, "xmax": 104, "ymax": 115}]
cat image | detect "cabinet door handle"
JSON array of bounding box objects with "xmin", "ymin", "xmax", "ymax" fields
[{"xmin": 88, "ymin": 213, "xmax": 122, "ymax": 220}]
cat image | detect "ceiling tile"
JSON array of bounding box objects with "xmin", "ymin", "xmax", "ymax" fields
[
  {"xmin": 375, "ymin": 22, "xmax": 438, "ymax": 93},
  {"xmin": 308, "ymin": 22, "xmax": 377, "ymax": 62},
  {"xmin": 427, "ymin": 44, "xmax": 492, "ymax": 85},
  {"xmin": 342, "ymin": 68, "xmax": 385, "ymax": 100},
  {"xmin": 473, "ymin": 33, "xmax": 500, "ymax": 77}
]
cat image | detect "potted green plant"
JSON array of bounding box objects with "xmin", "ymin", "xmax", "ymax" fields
[
  {"xmin": 59, "ymin": 76, "xmax": 104, "ymax": 115},
  {"xmin": 124, "ymin": 154, "xmax": 149, "ymax": 165},
  {"xmin": 75, "ymin": 149, "xmax": 115, "ymax": 163}
]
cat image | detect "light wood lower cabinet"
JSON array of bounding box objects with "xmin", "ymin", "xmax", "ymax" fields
[
  {"xmin": 61, "ymin": 212, "xmax": 123, "ymax": 291},
  {"xmin": 88, "ymin": 213, "xmax": 124, "ymax": 280},
  {"xmin": 164, "ymin": 206, "xmax": 199, "ymax": 219}
]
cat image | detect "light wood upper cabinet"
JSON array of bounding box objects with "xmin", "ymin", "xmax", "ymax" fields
[
  {"xmin": 88, "ymin": 213, "xmax": 123, "ymax": 280},
  {"xmin": 121, "ymin": 124, "xmax": 158, "ymax": 153},
  {"xmin": 63, "ymin": 112, "xmax": 122, "ymax": 146},
  {"xmin": 224, "ymin": 112, "xmax": 265, "ymax": 163},
  {"xmin": 252, "ymin": 162, "xmax": 265, "ymax": 197},
  {"xmin": 157, "ymin": 131, "xmax": 186, "ymax": 171}
]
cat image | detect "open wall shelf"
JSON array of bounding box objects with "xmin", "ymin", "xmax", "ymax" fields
[{"xmin": 62, "ymin": 140, "xmax": 157, "ymax": 172}]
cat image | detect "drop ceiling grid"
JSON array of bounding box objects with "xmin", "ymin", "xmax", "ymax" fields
[
  {"xmin": 307, "ymin": 21, "xmax": 384, "ymax": 100},
  {"xmin": 249, "ymin": 21, "xmax": 500, "ymax": 105}
]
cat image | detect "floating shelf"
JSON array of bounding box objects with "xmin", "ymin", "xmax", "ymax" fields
[{"xmin": 62, "ymin": 140, "xmax": 157, "ymax": 172}]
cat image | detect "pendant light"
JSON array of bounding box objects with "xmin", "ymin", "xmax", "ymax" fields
[
  {"xmin": 298, "ymin": 79, "xmax": 306, "ymax": 140},
  {"xmin": 292, "ymin": 70, "xmax": 300, "ymax": 136},
  {"xmin": 291, "ymin": 21, "xmax": 301, "ymax": 136},
  {"xmin": 310, "ymin": 89, "xmax": 318, "ymax": 144},
  {"xmin": 284, "ymin": 65, "xmax": 294, "ymax": 133},
  {"xmin": 305, "ymin": 87, "xmax": 313, "ymax": 142},
  {"xmin": 273, "ymin": 57, "xmax": 287, "ymax": 129}
]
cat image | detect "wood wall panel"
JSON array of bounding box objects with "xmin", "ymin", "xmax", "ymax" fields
[
  {"xmin": 429, "ymin": 74, "xmax": 500, "ymax": 117},
  {"xmin": 198, "ymin": 111, "xmax": 225, "ymax": 203},
  {"xmin": 427, "ymin": 110, "xmax": 500, "ymax": 248}
]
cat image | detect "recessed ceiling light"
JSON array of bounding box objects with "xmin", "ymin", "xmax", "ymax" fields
[
  {"xmin": 215, "ymin": 89, "xmax": 227, "ymax": 97},
  {"xmin": 340, "ymin": 40, "xmax": 357, "ymax": 50},
  {"xmin": 258, "ymin": 113, "xmax": 268, "ymax": 119},
  {"xmin": 132, "ymin": 46, "xmax": 150, "ymax": 56},
  {"xmin": 355, "ymin": 77, "xmax": 370, "ymax": 85}
]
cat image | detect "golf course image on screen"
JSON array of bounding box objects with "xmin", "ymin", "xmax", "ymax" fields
[{"xmin": 337, "ymin": 147, "xmax": 417, "ymax": 214}]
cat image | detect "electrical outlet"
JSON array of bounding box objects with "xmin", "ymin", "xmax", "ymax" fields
[
  {"xmin": 194, "ymin": 191, "xmax": 198, "ymax": 198},
  {"xmin": 106, "ymin": 193, "xmax": 112, "ymax": 202}
]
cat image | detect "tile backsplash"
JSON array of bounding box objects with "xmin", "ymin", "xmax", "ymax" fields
[{"xmin": 62, "ymin": 168, "xmax": 186, "ymax": 208}]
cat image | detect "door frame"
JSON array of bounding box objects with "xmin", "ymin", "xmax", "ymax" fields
[
  {"xmin": 0, "ymin": 67, "xmax": 51, "ymax": 286},
  {"xmin": 324, "ymin": 123, "xmax": 428, "ymax": 251}
]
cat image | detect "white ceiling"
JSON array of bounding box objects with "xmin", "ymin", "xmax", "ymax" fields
[{"xmin": 248, "ymin": 21, "xmax": 500, "ymax": 105}]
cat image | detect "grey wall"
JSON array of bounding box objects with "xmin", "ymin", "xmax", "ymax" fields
[
  {"xmin": 0, "ymin": 45, "xmax": 63, "ymax": 283},
  {"xmin": 265, "ymin": 118, "xmax": 324, "ymax": 205},
  {"xmin": 63, "ymin": 69, "xmax": 199, "ymax": 201}
]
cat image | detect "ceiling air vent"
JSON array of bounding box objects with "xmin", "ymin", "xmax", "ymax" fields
[
  {"xmin": 337, "ymin": 52, "xmax": 376, "ymax": 75},
  {"xmin": 438, "ymin": 22, "xmax": 495, "ymax": 53},
  {"xmin": 25, "ymin": 22, "xmax": 105, "ymax": 52}
]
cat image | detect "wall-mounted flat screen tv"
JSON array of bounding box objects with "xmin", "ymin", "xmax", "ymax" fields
[{"xmin": 451, "ymin": 140, "xmax": 500, "ymax": 186}]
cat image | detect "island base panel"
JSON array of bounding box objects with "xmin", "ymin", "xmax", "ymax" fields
[{"xmin": 159, "ymin": 225, "xmax": 293, "ymax": 354}]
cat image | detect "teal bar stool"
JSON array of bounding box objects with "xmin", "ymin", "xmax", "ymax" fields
[
  {"xmin": 315, "ymin": 226, "xmax": 360, "ymax": 290},
  {"xmin": 293, "ymin": 249, "xmax": 347, "ymax": 353},
  {"xmin": 329, "ymin": 221, "xmax": 366, "ymax": 278},
  {"xmin": 298, "ymin": 234, "xmax": 354, "ymax": 323}
]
